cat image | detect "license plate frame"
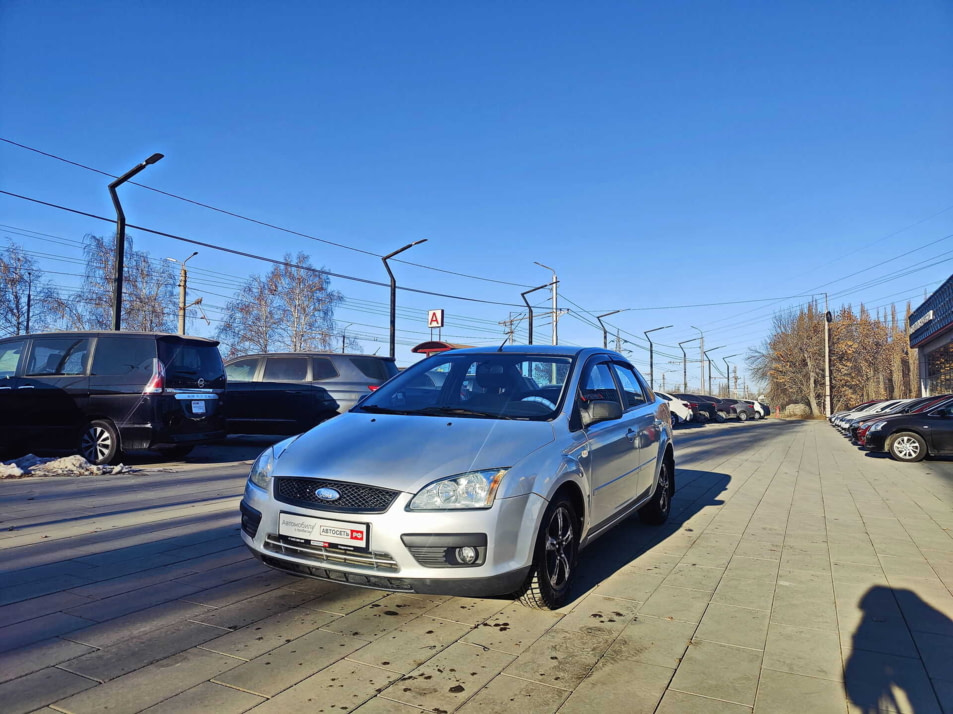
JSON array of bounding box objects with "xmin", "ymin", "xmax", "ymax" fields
[
  {"xmin": 278, "ymin": 512, "xmax": 369, "ymax": 552},
  {"xmin": 191, "ymin": 400, "xmax": 206, "ymax": 415}
]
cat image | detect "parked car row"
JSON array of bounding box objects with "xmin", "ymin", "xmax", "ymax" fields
[
  {"xmin": 0, "ymin": 331, "xmax": 398, "ymax": 465},
  {"xmin": 830, "ymin": 395, "xmax": 953, "ymax": 462},
  {"xmin": 656, "ymin": 391, "xmax": 769, "ymax": 427}
]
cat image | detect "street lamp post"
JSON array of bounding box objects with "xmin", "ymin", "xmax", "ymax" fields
[
  {"xmin": 166, "ymin": 251, "xmax": 198, "ymax": 335},
  {"xmin": 25, "ymin": 271, "xmax": 32, "ymax": 334},
  {"xmin": 109, "ymin": 152, "xmax": 164, "ymax": 331},
  {"xmin": 644, "ymin": 325, "xmax": 673, "ymax": 390},
  {"xmin": 678, "ymin": 338, "xmax": 700, "ymax": 392},
  {"xmin": 722, "ymin": 353, "xmax": 740, "ymax": 397},
  {"xmin": 341, "ymin": 323, "xmax": 353, "ymax": 354},
  {"xmin": 704, "ymin": 346, "xmax": 725, "ymax": 395},
  {"xmin": 520, "ymin": 283, "xmax": 552, "ymax": 345},
  {"xmin": 534, "ymin": 262, "xmax": 558, "ymax": 345},
  {"xmin": 690, "ymin": 326, "xmax": 704, "ymax": 395},
  {"xmin": 597, "ymin": 310, "xmax": 622, "ymax": 349},
  {"xmin": 381, "ymin": 239, "xmax": 428, "ymax": 360}
]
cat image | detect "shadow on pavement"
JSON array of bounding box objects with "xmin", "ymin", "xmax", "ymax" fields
[
  {"xmin": 567, "ymin": 467, "xmax": 730, "ymax": 604},
  {"xmin": 844, "ymin": 586, "xmax": 949, "ymax": 714}
]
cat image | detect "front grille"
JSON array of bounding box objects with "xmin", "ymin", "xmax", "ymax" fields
[
  {"xmin": 263, "ymin": 534, "xmax": 399, "ymax": 571},
  {"xmin": 274, "ymin": 477, "xmax": 400, "ymax": 514}
]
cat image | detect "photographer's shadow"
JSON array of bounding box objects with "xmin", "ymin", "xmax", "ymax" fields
[{"xmin": 844, "ymin": 586, "xmax": 950, "ymax": 714}]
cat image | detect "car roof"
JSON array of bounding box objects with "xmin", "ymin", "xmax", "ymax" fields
[
  {"xmin": 436, "ymin": 345, "xmax": 607, "ymax": 358},
  {"xmin": 0, "ymin": 330, "xmax": 219, "ymax": 345},
  {"xmin": 226, "ymin": 352, "xmax": 395, "ymax": 361}
]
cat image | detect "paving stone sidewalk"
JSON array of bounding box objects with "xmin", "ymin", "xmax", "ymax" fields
[{"xmin": 1, "ymin": 420, "xmax": 952, "ymax": 714}]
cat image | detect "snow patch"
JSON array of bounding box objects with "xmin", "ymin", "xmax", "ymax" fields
[{"xmin": 0, "ymin": 454, "xmax": 134, "ymax": 479}]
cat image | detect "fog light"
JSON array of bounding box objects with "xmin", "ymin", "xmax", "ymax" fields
[{"xmin": 456, "ymin": 546, "xmax": 478, "ymax": 564}]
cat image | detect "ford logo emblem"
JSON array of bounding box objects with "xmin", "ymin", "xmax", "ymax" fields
[{"xmin": 315, "ymin": 487, "xmax": 340, "ymax": 501}]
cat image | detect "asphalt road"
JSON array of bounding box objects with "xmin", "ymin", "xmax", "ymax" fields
[{"xmin": 2, "ymin": 419, "xmax": 952, "ymax": 714}]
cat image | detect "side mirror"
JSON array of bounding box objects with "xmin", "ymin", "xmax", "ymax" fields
[{"xmin": 581, "ymin": 399, "xmax": 623, "ymax": 427}]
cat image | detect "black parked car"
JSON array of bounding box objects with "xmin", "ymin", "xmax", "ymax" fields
[
  {"xmin": 674, "ymin": 394, "xmax": 721, "ymax": 423},
  {"xmin": 0, "ymin": 331, "xmax": 226, "ymax": 464},
  {"xmin": 224, "ymin": 352, "xmax": 399, "ymax": 435},
  {"xmin": 864, "ymin": 401, "xmax": 953, "ymax": 462}
]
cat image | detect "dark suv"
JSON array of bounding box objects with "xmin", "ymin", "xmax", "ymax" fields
[
  {"xmin": 0, "ymin": 331, "xmax": 226, "ymax": 464},
  {"xmin": 223, "ymin": 352, "xmax": 399, "ymax": 435}
]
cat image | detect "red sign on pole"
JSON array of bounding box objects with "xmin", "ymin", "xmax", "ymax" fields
[{"xmin": 427, "ymin": 310, "xmax": 445, "ymax": 328}]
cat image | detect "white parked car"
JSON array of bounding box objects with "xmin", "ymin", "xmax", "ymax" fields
[{"xmin": 656, "ymin": 391, "xmax": 693, "ymax": 426}]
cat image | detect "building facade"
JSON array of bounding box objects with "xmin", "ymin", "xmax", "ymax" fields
[{"xmin": 910, "ymin": 275, "xmax": 953, "ymax": 396}]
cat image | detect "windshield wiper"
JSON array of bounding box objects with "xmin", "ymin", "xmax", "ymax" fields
[{"xmin": 410, "ymin": 406, "xmax": 516, "ymax": 420}]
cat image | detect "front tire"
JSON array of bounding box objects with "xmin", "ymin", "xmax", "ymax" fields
[
  {"xmin": 516, "ymin": 496, "xmax": 579, "ymax": 610},
  {"xmin": 886, "ymin": 432, "xmax": 927, "ymax": 463},
  {"xmin": 715, "ymin": 411, "xmax": 727, "ymax": 423},
  {"xmin": 80, "ymin": 420, "xmax": 121, "ymax": 465},
  {"xmin": 638, "ymin": 459, "xmax": 673, "ymax": 525}
]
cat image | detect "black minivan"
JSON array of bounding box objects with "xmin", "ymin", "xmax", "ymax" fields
[{"xmin": 0, "ymin": 331, "xmax": 227, "ymax": 464}]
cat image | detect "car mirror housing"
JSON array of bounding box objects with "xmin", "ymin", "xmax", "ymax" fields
[{"xmin": 581, "ymin": 399, "xmax": 623, "ymax": 427}]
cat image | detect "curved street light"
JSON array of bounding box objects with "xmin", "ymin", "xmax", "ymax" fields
[
  {"xmin": 109, "ymin": 152, "xmax": 164, "ymax": 330},
  {"xmin": 644, "ymin": 325, "xmax": 673, "ymax": 390},
  {"xmin": 722, "ymin": 353, "xmax": 740, "ymax": 397},
  {"xmin": 678, "ymin": 337, "xmax": 700, "ymax": 392},
  {"xmin": 382, "ymin": 239, "xmax": 428, "ymax": 359},
  {"xmin": 596, "ymin": 310, "xmax": 622, "ymax": 349},
  {"xmin": 703, "ymin": 345, "xmax": 725, "ymax": 395}
]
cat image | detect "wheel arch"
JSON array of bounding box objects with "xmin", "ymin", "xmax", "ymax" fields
[{"xmin": 550, "ymin": 480, "xmax": 585, "ymax": 539}]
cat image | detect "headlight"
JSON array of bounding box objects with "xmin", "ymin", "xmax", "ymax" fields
[
  {"xmin": 248, "ymin": 447, "xmax": 276, "ymax": 490},
  {"xmin": 868, "ymin": 421, "xmax": 887, "ymax": 432},
  {"xmin": 408, "ymin": 469, "xmax": 508, "ymax": 510},
  {"xmin": 247, "ymin": 435, "xmax": 300, "ymax": 490}
]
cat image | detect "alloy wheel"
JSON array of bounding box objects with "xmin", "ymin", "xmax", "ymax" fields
[
  {"xmin": 657, "ymin": 464, "xmax": 670, "ymax": 514},
  {"xmin": 893, "ymin": 436, "xmax": 921, "ymax": 460},
  {"xmin": 81, "ymin": 426, "xmax": 112, "ymax": 463},
  {"xmin": 544, "ymin": 506, "xmax": 575, "ymax": 589}
]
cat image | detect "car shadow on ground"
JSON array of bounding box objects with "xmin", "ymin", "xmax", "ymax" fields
[
  {"xmin": 844, "ymin": 585, "xmax": 950, "ymax": 714},
  {"xmin": 566, "ymin": 467, "xmax": 730, "ymax": 604}
]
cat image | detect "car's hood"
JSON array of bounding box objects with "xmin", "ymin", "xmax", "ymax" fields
[{"xmin": 273, "ymin": 412, "xmax": 556, "ymax": 494}]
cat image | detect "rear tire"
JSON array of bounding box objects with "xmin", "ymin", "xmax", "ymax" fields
[
  {"xmin": 638, "ymin": 459, "xmax": 673, "ymax": 525},
  {"xmin": 80, "ymin": 420, "xmax": 121, "ymax": 465},
  {"xmin": 753, "ymin": 411, "xmax": 762, "ymax": 420},
  {"xmin": 738, "ymin": 411, "xmax": 749, "ymax": 422},
  {"xmin": 516, "ymin": 496, "xmax": 579, "ymax": 610},
  {"xmin": 715, "ymin": 411, "xmax": 727, "ymax": 423},
  {"xmin": 886, "ymin": 432, "xmax": 927, "ymax": 463}
]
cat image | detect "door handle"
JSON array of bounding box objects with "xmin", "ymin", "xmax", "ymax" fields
[
  {"xmin": 0, "ymin": 386, "xmax": 10, "ymax": 390},
  {"xmin": 18, "ymin": 385, "xmax": 34, "ymax": 389},
  {"xmin": 626, "ymin": 428, "xmax": 637, "ymax": 441},
  {"xmin": 654, "ymin": 419, "xmax": 663, "ymax": 426}
]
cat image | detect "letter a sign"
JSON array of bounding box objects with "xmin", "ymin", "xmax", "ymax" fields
[{"xmin": 427, "ymin": 309, "xmax": 445, "ymax": 328}]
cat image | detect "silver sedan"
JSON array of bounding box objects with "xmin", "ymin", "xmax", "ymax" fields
[{"xmin": 240, "ymin": 345, "xmax": 675, "ymax": 609}]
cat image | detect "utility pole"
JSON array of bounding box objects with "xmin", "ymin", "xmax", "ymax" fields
[
  {"xmin": 25, "ymin": 271, "xmax": 32, "ymax": 334},
  {"xmin": 167, "ymin": 252, "xmax": 198, "ymax": 335},
  {"xmin": 499, "ymin": 312, "xmax": 521, "ymax": 344},
  {"xmin": 824, "ymin": 293, "xmax": 832, "ymax": 416}
]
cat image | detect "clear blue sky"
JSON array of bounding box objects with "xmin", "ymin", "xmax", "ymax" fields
[{"xmin": 2, "ymin": 1, "xmax": 952, "ymax": 390}]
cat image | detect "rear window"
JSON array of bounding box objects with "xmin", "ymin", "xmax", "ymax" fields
[
  {"xmin": 349, "ymin": 356, "xmax": 397, "ymax": 381},
  {"xmin": 313, "ymin": 357, "xmax": 339, "ymax": 381},
  {"xmin": 92, "ymin": 337, "xmax": 156, "ymax": 376},
  {"xmin": 158, "ymin": 341, "xmax": 225, "ymax": 380}
]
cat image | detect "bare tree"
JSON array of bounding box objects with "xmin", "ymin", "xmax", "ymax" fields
[
  {"xmin": 68, "ymin": 234, "xmax": 176, "ymax": 332},
  {"xmin": 216, "ymin": 252, "xmax": 343, "ymax": 358},
  {"xmin": 0, "ymin": 243, "xmax": 62, "ymax": 335}
]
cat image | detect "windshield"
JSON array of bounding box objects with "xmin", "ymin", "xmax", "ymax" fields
[{"xmin": 357, "ymin": 352, "xmax": 573, "ymax": 420}]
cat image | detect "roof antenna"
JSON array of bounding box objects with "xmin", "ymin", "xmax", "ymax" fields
[{"xmin": 497, "ymin": 338, "xmax": 508, "ymax": 352}]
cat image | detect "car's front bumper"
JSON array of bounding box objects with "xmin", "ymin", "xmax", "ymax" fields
[
  {"xmin": 239, "ymin": 480, "xmax": 547, "ymax": 598},
  {"xmin": 864, "ymin": 432, "xmax": 888, "ymax": 452}
]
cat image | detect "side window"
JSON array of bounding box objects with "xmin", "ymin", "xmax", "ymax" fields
[
  {"xmin": 26, "ymin": 338, "xmax": 90, "ymax": 376},
  {"xmin": 313, "ymin": 358, "xmax": 339, "ymax": 381},
  {"xmin": 225, "ymin": 358, "xmax": 260, "ymax": 382},
  {"xmin": 91, "ymin": 337, "xmax": 156, "ymax": 376},
  {"xmin": 611, "ymin": 363, "xmax": 647, "ymax": 409},
  {"xmin": 0, "ymin": 340, "xmax": 26, "ymax": 377},
  {"xmin": 262, "ymin": 357, "xmax": 309, "ymax": 382},
  {"xmin": 579, "ymin": 361, "xmax": 621, "ymax": 406}
]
